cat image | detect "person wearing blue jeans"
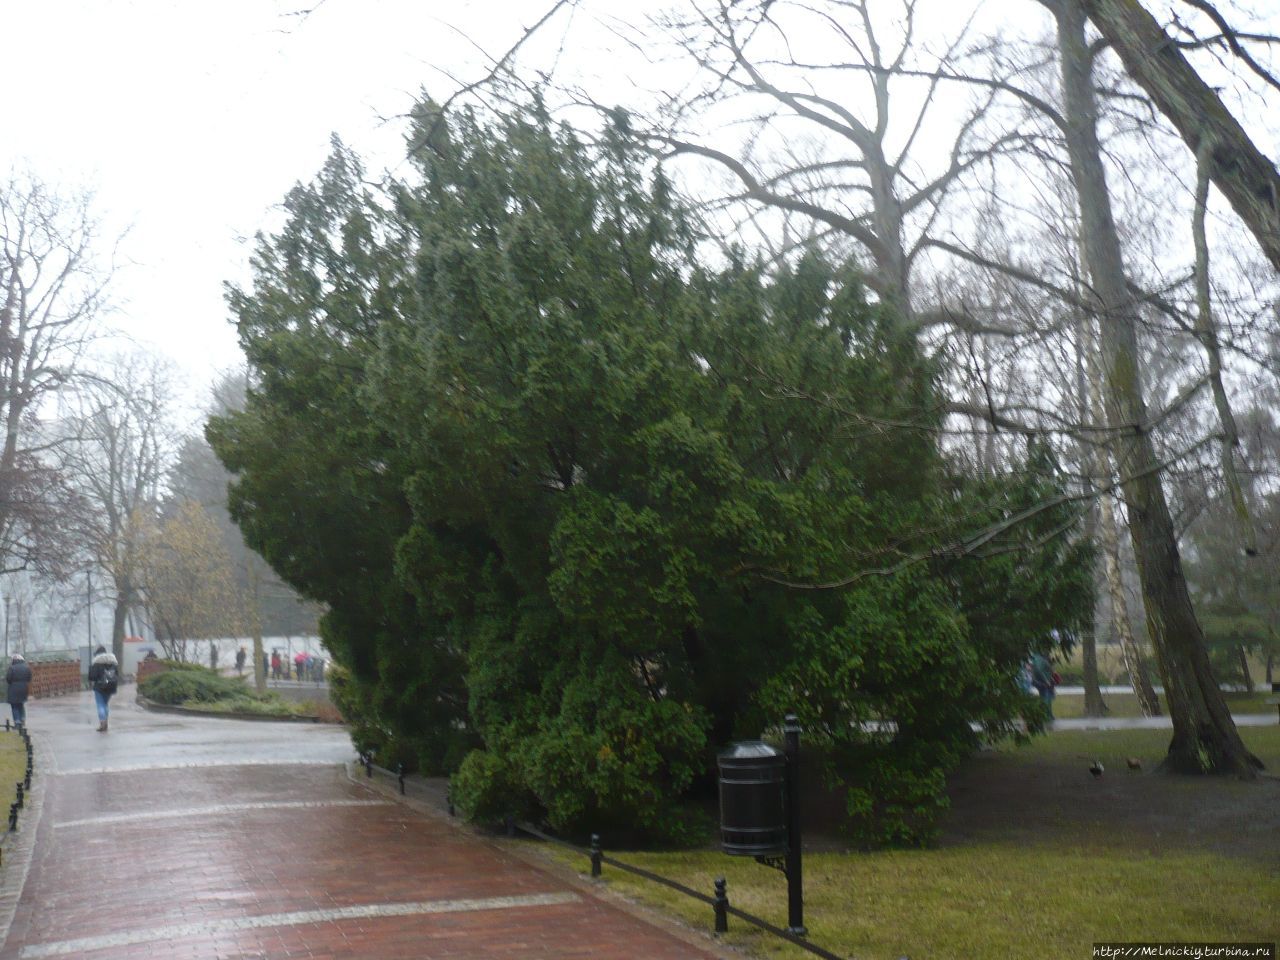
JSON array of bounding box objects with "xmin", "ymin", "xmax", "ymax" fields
[
  {"xmin": 88, "ymin": 646, "xmax": 119, "ymax": 732},
  {"xmin": 5, "ymin": 655, "xmax": 31, "ymax": 727}
]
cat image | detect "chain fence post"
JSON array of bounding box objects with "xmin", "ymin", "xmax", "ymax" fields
[
  {"xmin": 713, "ymin": 876, "xmax": 729, "ymax": 933},
  {"xmin": 590, "ymin": 834, "xmax": 602, "ymax": 878}
]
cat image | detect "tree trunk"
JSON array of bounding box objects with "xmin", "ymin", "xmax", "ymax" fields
[
  {"xmin": 1080, "ymin": 0, "xmax": 1280, "ymax": 273},
  {"xmin": 1056, "ymin": 0, "xmax": 1259, "ymax": 774},
  {"xmin": 1079, "ymin": 479, "xmax": 1106, "ymax": 717},
  {"xmin": 1085, "ymin": 304, "xmax": 1158, "ymax": 717},
  {"xmin": 1080, "ymin": 618, "xmax": 1106, "ymax": 717},
  {"xmin": 1236, "ymin": 646, "xmax": 1254, "ymax": 693},
  {"xmin": 1099, "ymin": 487, "xmax": 1160, "ymax": 716},
  {"xmin": 111, "ymin": 591, "xmax": 128, "ymax": 667},
  {"xmin": 248, "ymin": 561, "xmax": 266, "ymax": 695},
  {"xmin": 1075, "ymin": 319, "xmax": 1106, "ymax": 718}
]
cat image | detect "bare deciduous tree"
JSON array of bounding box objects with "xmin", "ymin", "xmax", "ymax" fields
[
  {"xmin": 1080, "ymin": 0, "xmax": 1280, "ymax": 271},
  {"xmin": 142, "ymin": 499, "xmax": 244, "ymax": 662},
  {"xmin": 0, "ymin": 173, "xmax": 108, "ymax": 578},
  {"xmin": 63, "ymin": 357, "xmax": 176, "ymax": 664}
]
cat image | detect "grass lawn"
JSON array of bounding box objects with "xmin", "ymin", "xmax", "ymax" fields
[
  {"xmin": 539, "ymin": 725, "xmax": 1280, "ymax": 960},
  {"xmin": 186, "ymin": 695, "xmax": 328, "ymax": 719},
  {"xmin": 0, "ymin": 730, "xmax": 25, "ymax": 834}
]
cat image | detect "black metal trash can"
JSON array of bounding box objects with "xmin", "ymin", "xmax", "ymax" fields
[{"xmin": 718, "ymin": 740, "xmax": 787, "ymax": 856}]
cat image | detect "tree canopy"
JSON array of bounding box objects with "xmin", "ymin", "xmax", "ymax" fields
[{"xmin": 212, "ymin": 101, "xmax": 1090, "ymax": 843}]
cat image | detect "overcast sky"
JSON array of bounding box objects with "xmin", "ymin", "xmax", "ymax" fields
[
  {"xmin": 6, "ymin": 0, "xmax": 1277, "ymax": 422},
  {"xmin": 3, "ymin": 0, "xmax": 614, "ymax": 416}
]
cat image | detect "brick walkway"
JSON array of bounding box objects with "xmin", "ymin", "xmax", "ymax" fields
[{"xmin": 0, "ymin": 694, "xmax": 722, "ymax": 959}]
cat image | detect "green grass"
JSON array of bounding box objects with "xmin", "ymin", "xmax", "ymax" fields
[
  {"xmin": 1012, "ymin": 722, "xmax": 1280, "ymax": 765},
  {"xmin": 538, "ymin": 725, "xmax": 1280, "ymax": 960},
  {"xmin": 546, "ymin": 845, "xmax": 1278, "ymax": 960},
  {"xmin": 193, "ymin": 697, "xmax": 313, "ymax": 718},
  {"xmin": 0, "ymin": 732, "xmax": 24, "ymax": 830}
]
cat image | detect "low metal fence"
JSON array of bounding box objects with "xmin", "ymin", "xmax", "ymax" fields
[{"xmin": 357, "ymin": 755, "xmax": 847, "ymax": 960}]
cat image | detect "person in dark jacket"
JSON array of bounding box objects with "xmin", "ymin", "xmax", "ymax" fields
[
  {"xmin": 5, "ymin": 655, "xmax": 32, "ymax": 727},
  {"xmin": 87, "ymin": 646, "xmax": 119, "ymax": 732}
]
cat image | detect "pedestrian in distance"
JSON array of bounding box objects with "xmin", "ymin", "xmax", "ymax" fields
[
  {"xmin": 1029, "ymin": 651, "xmax": 1058, "ymax": 722},
  {"xmin": 235, "ymin": 647, "xmax": 247, "ymax": 677},
  {"xmin": 271, "ymin": 650, "xmax": 281, "ymax": 681},
  {"xmin": 88, "ymin": 646, "xmax": 119, "ymax": 732},
  {"xmin": 5, "ymin": 654, "xmax": 32, "ymax": 728}
]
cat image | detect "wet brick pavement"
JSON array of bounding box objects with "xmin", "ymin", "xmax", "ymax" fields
[{"xmin": 0, "ymin": 691, "xmax": 721, "ymax": 959}]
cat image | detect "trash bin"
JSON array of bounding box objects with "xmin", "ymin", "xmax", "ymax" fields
[{"xmin": 718, "ymin": 740, "xmax": 787, "ymax": 856}]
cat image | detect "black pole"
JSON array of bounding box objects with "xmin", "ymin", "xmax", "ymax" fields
[
  {"xmin": 713, "ymin": 876, "xmax": 729, "ymax": 933},
  {"xmin": 784, "ymin": 713, "xmax": 806, "ymax": 936},
  {"xmin": 589, "ymin": 834, "xmax": 602, "ymax": 878}
]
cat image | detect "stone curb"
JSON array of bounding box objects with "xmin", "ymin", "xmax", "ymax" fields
[{"xmin": 134, "ymin": 693, "xmax": 333, "ymax": 725}]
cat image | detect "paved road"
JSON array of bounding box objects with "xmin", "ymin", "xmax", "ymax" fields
[
  {"xmin": 1050, "ymin": 713, "xmax": 1278, "ymax": 730},
  {"xmin": 0, "ymin": 690, "xmax": 720, "ymax": 960}
]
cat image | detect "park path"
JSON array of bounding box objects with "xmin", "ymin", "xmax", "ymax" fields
[{"xmin": 0, "ymin": 691, "xmax": 720, "ymax": 960}]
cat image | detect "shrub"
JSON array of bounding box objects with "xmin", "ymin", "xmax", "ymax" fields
[{"xmin": 140, "ymin": 663, "xmax": 249, "ymax": 705}]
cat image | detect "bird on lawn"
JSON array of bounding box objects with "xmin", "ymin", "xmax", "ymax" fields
[
  {"xmin": 1126, "ymin": 757, "xmax": 1142, "ymax": 771},
  {"xmin": 1089, "ymin": 760, "xmax": 1104, "ymax": 778}
]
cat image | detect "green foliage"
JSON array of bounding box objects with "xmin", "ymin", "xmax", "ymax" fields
[
  {"xmin": 140, "ymin": 661, "xmax": 312, "ymax": 717},
  {"xmin": 140, "ymin": 664, "xmax": 250, "ymax": 704},
  {"xmin": 1184, "ymin": 487, "xmax": 1280, "ymax": 687},
  {"xmin": 213, "ymin": 98, "xmax": 1091, "ymax": 844},
  {"xmin": 207, "ymin": 139, "xmax": 471, "ymax": 773}
]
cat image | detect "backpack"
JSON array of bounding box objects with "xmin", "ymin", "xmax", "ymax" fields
[{"xmin": 95, "ymin": 663, "xmax": 118, "ymax": 694}]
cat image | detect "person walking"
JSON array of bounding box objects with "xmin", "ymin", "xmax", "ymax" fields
[
  {"xmin": 1029, "ymin": 651, "xmax": 1057, "ymax": 721},
  {"xmin": 271, "ymin": 650, "xmax": 281, "ymax": 681},
  {"xmin": 88, "ymin": 646, "xmax": 119, "ymax": 732},
  {"xmin": 5, "ymin": 655, "xmax": 32, "ymax": 728},
  {"xmin": 235, "ymin": 647, "xmax": 247, "ymax": 677}
]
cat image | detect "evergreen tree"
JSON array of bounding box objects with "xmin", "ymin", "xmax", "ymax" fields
[{"xmin": 213, "ymin": 102, "xmax": 1090, "ymax": 843}]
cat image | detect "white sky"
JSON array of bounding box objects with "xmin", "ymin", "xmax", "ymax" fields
[
  {"xmin": 3, "ymin": 0, "xmax": 611, "ymax": 416},
  {"xmin": 5, "ymin": 0, "xmax": 1276, "ymax": 423}
]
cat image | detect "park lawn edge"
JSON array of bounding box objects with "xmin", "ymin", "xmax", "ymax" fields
[
  {"xmin": 134, "ymin": 693, "xmax": 330, "ymax": 723},
  {"xmin": 538, "ymin": 726, "xmax": 1280, "ymax": 960},
  {"xmin": 0, "ymin": 732, "xmax": 25, "ymax": 848}
]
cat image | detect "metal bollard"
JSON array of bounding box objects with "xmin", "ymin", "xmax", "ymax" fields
[
  {"xmin": 396, "ymin": 763, "xmax": 405, "ymax": 795},
  {"xmin": 363, "ymin": 754, "xmax": 373, "ymax": 778},
  {"xmin": 23, "ymin": 767, "xmax": 31, "ymax": 791},
  {"xmin": 8, "ymin": 803, "xmax": 16, "ymax": 831},
  {"xmin": 589, "ymin": 834, "xmax": 602, "ymax": 878},
  {"xmin": 713, "ymin": 877, "xmax": 729, "ymax": 934},
  {"xmin": 15, "ymin": 783, "xmax": 23, "ymax": 810}
]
